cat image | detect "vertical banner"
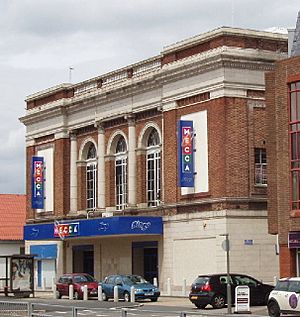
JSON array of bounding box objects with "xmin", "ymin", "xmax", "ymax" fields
[
  {"xmin": 178, "ymin": 120, "xmax": 194, "ymax": 187},
  {"xmin": 32, "ymin": 156, "xmax": 44, "ymax": 209}
]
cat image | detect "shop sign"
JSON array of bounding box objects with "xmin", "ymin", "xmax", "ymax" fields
[
  {"xmin": 235, "ymin": 285, "xmax": 250, "ymax": 313},
  {"xmin": 288, "ymin": 232, "xmax": 300, "ymax": 248},
  {"xmin": 31, "ymin": 156, "xmax": 44, "ymax": 209},
  {"xmin": 54, "ymin": 222, "xmax": 79, "ymax": 238},
  {"xmin": 178, "ymin": 120, "xmax": 194, "ymax": 187}
]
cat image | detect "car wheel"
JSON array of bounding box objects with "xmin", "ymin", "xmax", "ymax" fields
[
  {"xmin": 150, "ymin": 297, "xmax": 158, "ymax": 302},
  {"xmin": 124, "ymin": 291, "xmax": 130, "ymax": 302},
  {"xmin": 56, "ymin": 290, "xmax": 62, "ymax": 299},
  {"xmin": 211, "ymin": 294, "xmax": 226, "ymax": 309},
  {"xmin": 102, "ymin": 292, "xmax": 108, "ymax": 301},
  {"xmin": 268, "ymin": 301, "xmax": 281, "ymax": 317},
  {"xmin": 195, "ymin": 303, "xmax": 207, "ymax": 309}
]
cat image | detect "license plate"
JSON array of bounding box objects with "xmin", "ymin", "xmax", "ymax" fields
[
  {"xmin": 191, "ymin": 296, "xmax": 198, "ymax": 299},
  {"xmin": 145, "ymin": 292, "xmax": 154, "ymax": 296}
]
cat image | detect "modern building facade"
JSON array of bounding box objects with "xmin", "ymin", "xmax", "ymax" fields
[
  {"xmin": 20, "ymin": 27, "xmax": 288, "ymax": 293},
  {"xmin": 266, "ymin": 12, "xmax": 300, "ymax": 278}
]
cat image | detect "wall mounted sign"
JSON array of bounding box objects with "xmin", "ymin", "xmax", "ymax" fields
[
  {"xmin": 24, "ymin": 216, "xmax": 163, "ymax": 240},
  {"xmin": 54, "ymin": 222, "xmax": 80, "ymax": 238},
  {"xmin": 31, "ymin": 156, "xmax": 44, "ymax": 209},
  {"xmin": 288, "ymin": 232, "xmax": 300, "ymax": 248},
  {"xmin": 178, "ymin": 120, "xmax": 194, "ymax": 187}
]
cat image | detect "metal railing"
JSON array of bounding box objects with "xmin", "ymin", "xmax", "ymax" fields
[{"xmin": 0, "ymin": 300, "xmax": 28, "ymax": 316}]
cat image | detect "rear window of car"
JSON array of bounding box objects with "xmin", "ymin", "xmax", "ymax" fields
[{"xmin": 193, "ymin": 276, "xmax": 210, "ymax": 285}]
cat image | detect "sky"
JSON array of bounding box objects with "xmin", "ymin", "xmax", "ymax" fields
[{"xmin": 0, "ymin": 0, "xmax": 299, "ymax": 194}]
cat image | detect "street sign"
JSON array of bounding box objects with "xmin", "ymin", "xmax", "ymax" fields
[{"xmin": 235, "ymin": 285, "xmax": 250, "ymax": 313}]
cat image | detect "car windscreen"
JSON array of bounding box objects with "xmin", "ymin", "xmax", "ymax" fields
[
  {"xmin": 193, "ymin": 276, "xmax": 210, "ymax": 285},
  {"xmin": 125, "ymin": 275, "xmax": 148, "ymax": 285},
  {"xmin": 73, "ymin": 275, "xmax": 96, "ymax": 283}
]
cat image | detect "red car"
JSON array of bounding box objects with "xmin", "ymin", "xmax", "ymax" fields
[{"xmin": 56, "ymin": 273, "xmax": 98, "ymax": 300}]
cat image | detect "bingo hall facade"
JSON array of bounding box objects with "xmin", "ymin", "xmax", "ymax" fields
[{"xmin": 20, "ymin": 27, "xmax": 287, "ymax": 292}]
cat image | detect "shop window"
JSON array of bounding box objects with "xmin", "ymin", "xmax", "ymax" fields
[
  {"xmin": 147, "ymin": 129, "xmax": 161, "ymax": 207},
  {"xmin": 115, "ymin": 137, "xmax": 127, "ymax": 210},
  {"xmin": 255, "ymin": 148, "xmax": 267, "ymax": 186},
  {"xmin": 86, "ymin": 143, "xmax": 97, "ymax": 210},
  {"xmin": 290, "ymin": 82, "xmax": 300, "ymax": 210}
]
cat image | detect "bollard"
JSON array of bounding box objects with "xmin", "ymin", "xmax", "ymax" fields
[
  {"xmin": 114, "ymin": 285, "xmax": 119, "ymax": 302},
  {"xmin": 121, "ymin": 309, "xmax": 127, "ymax": 317},
  {"xmin": 83, "ymin": 285, "xmax": 88, "ymax": 300},
  {"xmin": 130, "ymin": 286, "xmax": 135, "ymax": 302},
  {"xmin": 153, "ymin": 277, "xmax": 158, "ymax": 287},
  {"xmin": 182, "ymin": 279, "xmax": 186, "ymax": 297},
  {"xmin": 72, "ymin": 307, "xmax": 77, "ymax": 317},
  {"xmin": 98, "ymin": 285, "xmax": 103, "ymax": 301},
  {"xmin": 53, "ymin": 283, "xmax": 57, "ymax": 299},
  {"xmin": 167, "ymin": 278, "xmax": 171, "ymax": 296},
  {"xmin": 28, "ymin": 302, "xmax": 33, "ymax": 316},
  {"xmin": 69, "ymin": 284, "xmax": 74, "ymax": 300},
  {"xmin": 180, "ymin": 312, "xmax": 186, "ymax": 317}
]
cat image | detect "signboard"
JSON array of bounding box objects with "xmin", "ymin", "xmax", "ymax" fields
[
  {"xmin": 31, "ymin": 156, "xmax": 44, "ymax": 209},
  {"xmin": 288, "ymin": 232, "xmax": 300, "ymax": 248},
  {"xmin": 54, "ymin": 222, "xmax": 80, "ymax": 238},
  {"xmin": 178, "ymin": 120, "xmax": 194, "ymax": 187},
  {"xmin": 235, "ymin": 285, "xmax": 250, "ymax": 313},
  {"xmin": 10, "ymin": 256, "xmax": 34, "ymax": 294}
]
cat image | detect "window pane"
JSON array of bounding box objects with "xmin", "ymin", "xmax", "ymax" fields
[{"xmin": 291, "ymin": 92, "xmax": 297, "ymax": 122}]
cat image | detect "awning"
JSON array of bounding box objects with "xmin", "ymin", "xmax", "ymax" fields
[{"xmin": 24, "ymin": 216, "xmax": 163, "ymax": 241}]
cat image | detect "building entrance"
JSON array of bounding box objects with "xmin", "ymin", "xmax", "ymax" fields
[
  {"xmin": 72, "ymin": 245, "xmax": 94, "ymax": 277},
  {"xmin": 132, "ymin": 241, "xmax": 158, "ymax": 284}
]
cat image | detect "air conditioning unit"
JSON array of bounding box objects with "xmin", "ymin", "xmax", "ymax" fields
[{"xmin": 102, "ymin": 212, "xmax": 114, "ymax": 218}]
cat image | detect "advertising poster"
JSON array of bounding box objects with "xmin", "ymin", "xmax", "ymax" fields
[{"xmin": 11, "ymin": 257, "xmax": 34, "ymax": 292}]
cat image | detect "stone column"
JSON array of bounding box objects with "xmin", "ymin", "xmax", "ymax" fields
[
  {"xmin": 70, "ymin": 132, "xmax": 77, "ymax": 213},
  {"xmin": 127, "ymin": 115, "xmax": 136, "ymax": 206},
  {"xmin": 97, "ymin": 123, "xmax": 105, "ymax": 209}
]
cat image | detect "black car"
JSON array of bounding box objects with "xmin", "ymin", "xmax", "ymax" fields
[{"xmin": 189, "ymin": 273, "xmax": 274, "ymax": 309}]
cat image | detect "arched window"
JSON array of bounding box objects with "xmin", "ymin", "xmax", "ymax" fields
[
  {"xmin": 86, "ymin": 143, "xmax": 97, "ymax": 210},
  {"xmin": 147, "ymin": 129, "xmax": 161, "ymax": 207},
  {"xmin": 115, "ymin": 137, "xmax": 127, "ymax": 210}
]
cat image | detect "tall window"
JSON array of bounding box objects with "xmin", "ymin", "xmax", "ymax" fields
[
  {"xmin": 147, "ymin": 129, "xmax": 161, "ymax": 207},
  {"xmin": 290, "ymin": 82, "xmax": 300, "ymax": 210},
  {"xmin": 255, "ymin": 148, "xmax": 267, "ymax": 186},
  {"xmin": 115, "ymin": 137, "xmax": 127, "ymax": 210},
  {"xmin": 86, "ymin": 143, "xmax": 97, "ymax": 210}
]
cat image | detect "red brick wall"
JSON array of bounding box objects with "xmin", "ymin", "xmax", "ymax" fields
[{"xmin": 279, "ymin": 245, "xmax": 296, "ymax": 277}]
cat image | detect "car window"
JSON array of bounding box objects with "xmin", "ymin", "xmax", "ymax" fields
[
  {"xmin": 193, "ymin": 276, "xmax": 210, "ymax": 285},
  {"xmin": 288, "ymin": 281, "xmax": 300, "ymax": 293},
  {"xmin": 115, "ymin": 276, "xmax": 122, "ymax": 285},
  {"xmin": 234, "ymin": 275, "xmax": 257, "ymax": 286},
  {"xmin": 275, "ymin": 280, "xmax": 289, "ymax": 291},
  {"xmin": 126, "ymin": 275, "xmax": 148, "ymax": 284},
  {"xmin": 73, "ymin": 274, "xmax": 95, "ymax": 283},
  {"xmin": 106, "ymin": 276, "xmax": 115, "ymax": 284},
  {"xmin": 219, "ymin": 275, "xmax": 232, "ymax": 284},
  {"xmin": 58, "ymin": 277, "xmax": 64, "ymax": 283}
]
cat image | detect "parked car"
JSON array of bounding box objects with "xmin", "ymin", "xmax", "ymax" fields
[
  {"xmin": 267, "ymin": 277, "xmax": 300, "ymax": 317},
  {"xmin": 56, "ymin": 273, "xmax": 98, "ymax": 300},
  {"xmin": 99, "ymin": 274, "xmax": 160, "ymax": 302},
  {"xmin": 189, "ymin": 273, "xmax": 274, "ymax": 309}
]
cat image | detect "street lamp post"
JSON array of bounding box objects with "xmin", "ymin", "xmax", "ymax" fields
[{"xmin": 220, "ymin": 233, "xmax": 232, "ymax": 314}]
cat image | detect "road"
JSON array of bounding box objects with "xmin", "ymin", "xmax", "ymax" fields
[{"xmin": 0, "ymin": 295, "xmax": 269, "ymax": 317}]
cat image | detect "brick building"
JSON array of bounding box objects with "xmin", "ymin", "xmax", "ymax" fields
[
  {"xmin": 266, "ymin": 12, "xmax": 300, "ymax": 278},
  {"xmin": 20, "ymin": 27, "xmax": 288, "ymax": 293}
]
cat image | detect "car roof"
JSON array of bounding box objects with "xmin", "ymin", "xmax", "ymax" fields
[{"xmin": 278, "ymin": 277, "xmax": 300, "ymax": 282}]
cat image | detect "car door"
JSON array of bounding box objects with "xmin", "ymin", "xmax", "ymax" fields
[
  {"xmin": 285, "ymin": 280, "xmax": 300, "ymax": 313},
  {"xmin": 115, "ymin": 276, "xmax": 125, "ymax": 298},
  {"xmin": 233, "ymin": 275, "xmax": 261, "ymax": 305},
  {"xmin": 104, "ymin": 276, "xmax": 116, "ymax": 298},
  {"xmin": 217, "ymin": 275, "xmax": 234, "ymax": 303}
]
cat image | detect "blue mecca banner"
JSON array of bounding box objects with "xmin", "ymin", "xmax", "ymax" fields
[
  {"xmin": 31, "ymin": 156, "xmax": 44, "ymax": 209},
  {"xmin": 178, "ymin": 120, "xmax": 194, "ymax": 187}
]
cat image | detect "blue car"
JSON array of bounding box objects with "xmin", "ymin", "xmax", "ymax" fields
[{"xmin": 99, "ymin": 274, "xmax": 160, "ymax": 302}]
